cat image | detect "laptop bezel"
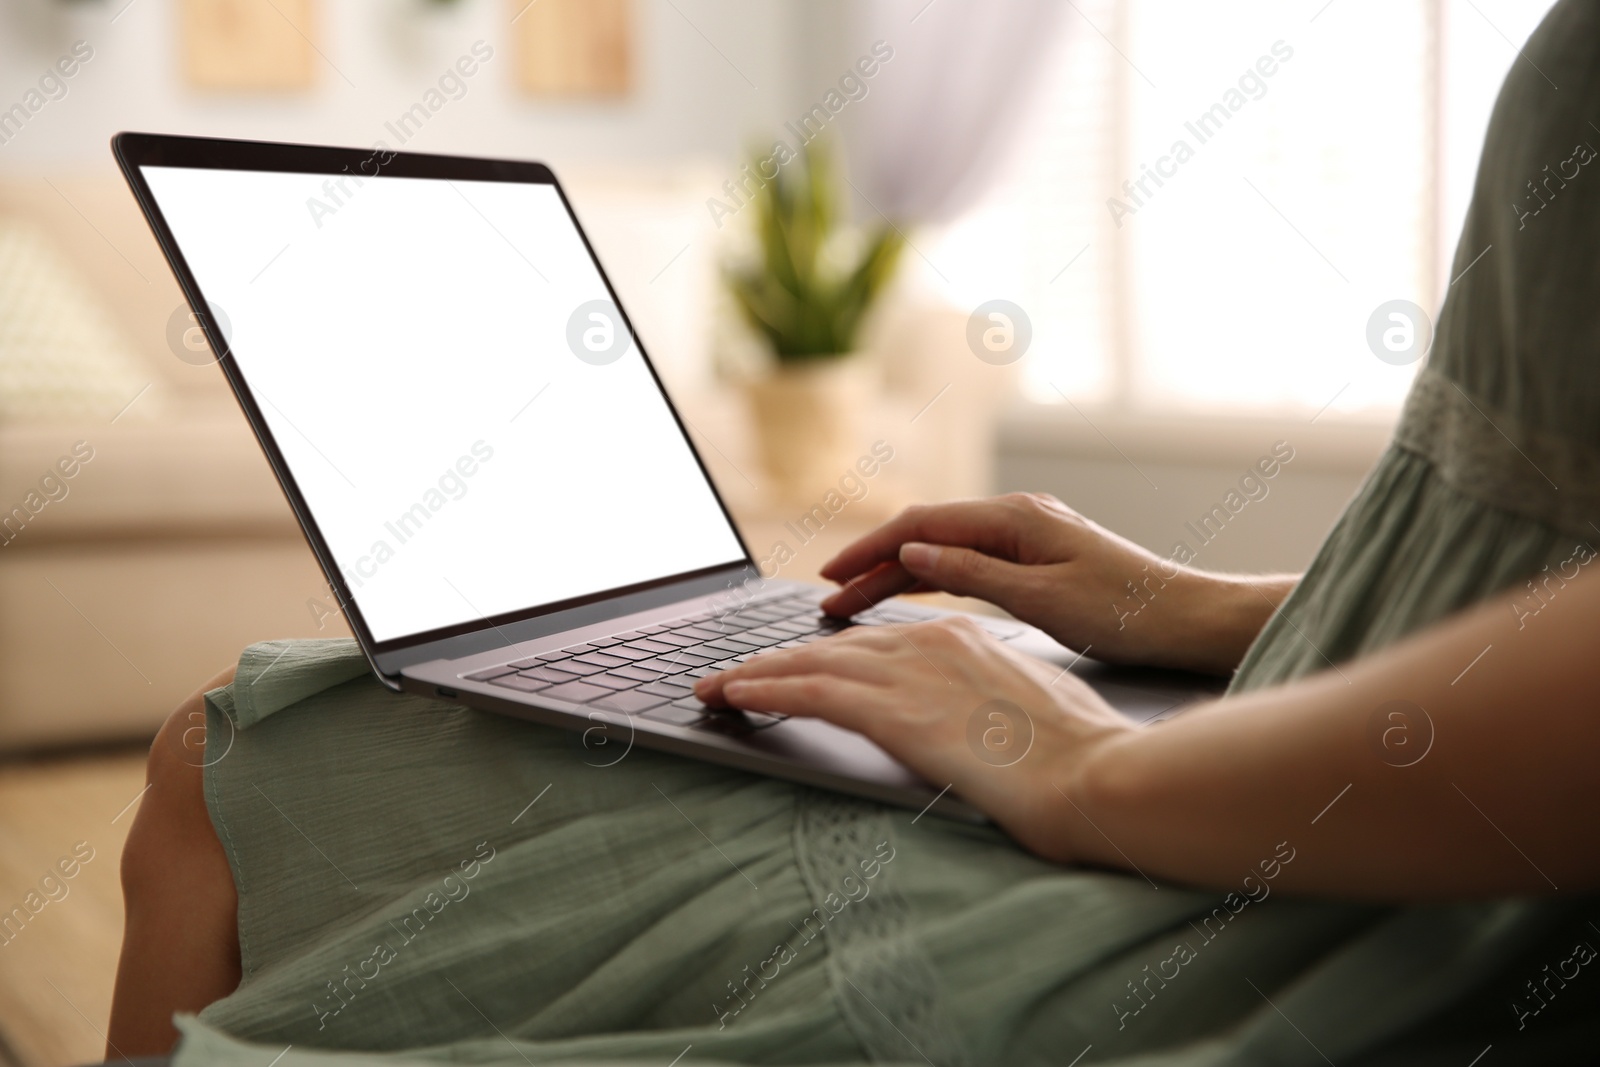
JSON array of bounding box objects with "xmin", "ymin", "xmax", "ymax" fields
[{"xmin": 112, "ymin": 131, "xmax": 760, "ymax": 688}]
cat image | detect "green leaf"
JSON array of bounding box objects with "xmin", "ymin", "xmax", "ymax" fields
[{"xmin": 719, "ymin": 132, "xmax": 908, "ymax": 363}]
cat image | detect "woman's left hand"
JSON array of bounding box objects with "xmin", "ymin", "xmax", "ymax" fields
[{"xmin": 693, "ymin": 617, "xmax": 1138, "ymax": 862}]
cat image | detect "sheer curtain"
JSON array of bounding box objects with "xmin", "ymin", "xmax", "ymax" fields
[
  {"xmin": 840, "ymin": 0, "xmax": 1066, "ymax": 224},
  {"xmin": 821, "ymin": 1, "xmax": 1067, "ymax": 501}
]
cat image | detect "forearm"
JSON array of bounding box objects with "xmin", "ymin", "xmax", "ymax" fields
[
  {"xmin": 1057, "ymin": 569, "xmax": 1600, "ymax": 899},
  {"xmin": 1140, "ymin": 570, "xmax": 1299, "ymax": 675}
]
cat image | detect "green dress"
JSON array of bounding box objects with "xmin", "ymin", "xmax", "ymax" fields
[{"xmin": 175, "ymin": 5, "xmax": 1600, "ymax": 1063}]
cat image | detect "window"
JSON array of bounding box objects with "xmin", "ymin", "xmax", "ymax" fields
[{"xmin": 928, "ymin": 0, "xmax": 1554, "ymax": 421}]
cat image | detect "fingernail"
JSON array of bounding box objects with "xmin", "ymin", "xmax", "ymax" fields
[{"xmin": 900, "ymin": 542, "xmax": 940, "ymax": 570}]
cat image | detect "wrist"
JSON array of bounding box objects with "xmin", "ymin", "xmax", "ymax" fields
[
  {"xmin": 1160, "ymin": 570, "xmax": 1288, "ymax": 675},
  {"xmin": 1044, "ymin": 723, "xmax": 1150, "ymax": 868}
]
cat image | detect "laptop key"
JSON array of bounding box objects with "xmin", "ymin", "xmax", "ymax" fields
[
  {"xmin": 681, "ymin": 642, "xmax": 736, "ymax": 661},
  {"xmin": 587, "ymin": 635, "xmax": 622, "ymax": 648},
  {"xmin": 650, "ymin": 632, "xmax": 703, "ymax": 649},
  {"xmin": 518, "ymin": 665, "xmax": 585, "ymax": 685},
  {"xmin": 592, "ymin": 690, "xmax": 669, "ymax": 715},
  {"xmin": 638, "ymin": 680, "xmax": 694, "ymax": 699},
  {"xmin": 637, "ymin": 624, "xmax": 669, "ymax": 635},
  {"xmin": 733, "ymin": 631, "xmax": 785, "ymax": 649},
  {"xmin": 694, "ymin": 712, "xmax": 753, "ymax": 737},
  {"xmin": 737, "ymin": 609, "xmax": 788, "ymax": 624},
  {"xmin": 561, "ymin": 643, "xmax": 599, "ymax": 656},
  {"xmin": 603, "ymin": 645, "xmax": 657, "ymax": 662},
  {"xmin": 674, "ymin": 625, "xmax": 724, "ymax": 642},
  {"xmin": 541, "ymin": 680, "xmax": 612, "ymax": 704},
  {"xmin": 609, "ymin": 664, "xmax": 670, "ymax": 683},
  {"xmin": 507, "ymin": 653, "xmax": 564, "ymax": 667},
  {"xmin": 630, "ymin": 639, "xmax": 678, "ymax": 655},
  {"xmin": 587, "ymin": 673, "xmax": 642, "ymax": 691},
  {"xmin": 546, "ymin": 658, "xmax": 603, "ymax": 677},
  {"xmin": 491, "ymin": 674, "xmax": 551, "ymax": 693},
  {"xmin": 641, "ymin": 704, "xmax": 706, "ymax": 726},
  {"xmin": 702, "ymin": 637, "xmax": 760, "ymax": 655},
  {"xmin": 699, "ymin": 617, "xmax": 759, "ymax": 634},
  {"xmin": 465, "ymin": 665, "xmax": 517, "ymax": 681},
  {"xmin": 633, "ymin": 657, "xmax": 695, "ymax": 676},
  {"xmin": 695, "ymin": 708, "xmax": 784, "ymax": 734},
  {"xmin": 656, "ymin": 651, "xmax": 719, "ymax": 668},
  {"xmin": 573, "ymin": 651, "xmax": 632, "ymax": 669}
]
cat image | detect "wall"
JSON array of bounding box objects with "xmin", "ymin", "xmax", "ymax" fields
[
  {"xmin": 995, "ymin": 410, "xmax": 1393, "ymax": 576},
  {"xmin": 0, "ymin": 0, "xmax": 814, "ymax": 174}
]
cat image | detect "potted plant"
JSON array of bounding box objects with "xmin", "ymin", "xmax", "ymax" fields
[{"xmin": 722, "ymin": 138, "xmax": 905, "ymax": 499}]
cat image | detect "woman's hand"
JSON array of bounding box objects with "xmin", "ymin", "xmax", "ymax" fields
[
  {"xmin": 817, "ymin": 493, "xmax": 1294, "ymax": 675},
  {"xmin": 694, "ymin": 616, "xmax": 1137, "ymax": 862}
]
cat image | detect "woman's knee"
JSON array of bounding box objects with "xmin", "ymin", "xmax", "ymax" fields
[
  {"xmin": 110, "ymin": 666, "xmax": 242, "ymax": 1054},
  {"xmin": 121, "ymin": 666, "xmax": 237, "ymax": 904}
]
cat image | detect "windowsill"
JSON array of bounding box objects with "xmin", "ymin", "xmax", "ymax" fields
[{"xmin": 998, "ymin": 401, "xmax": 1396, "ymax": 475}]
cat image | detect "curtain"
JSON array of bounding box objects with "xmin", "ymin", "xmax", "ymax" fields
[{"xmin": 840, "ymin": 0, "xmax": 1067, "ymax": 224}]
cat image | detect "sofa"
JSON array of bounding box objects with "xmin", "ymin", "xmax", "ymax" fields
[{"xmin": 0, "ymin": 171, "xmax": 348, "ymax": 751}]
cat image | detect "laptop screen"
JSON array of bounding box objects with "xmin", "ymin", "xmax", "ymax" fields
[{"xmin": 139, "ymin": 164, "xmax": 747, "ymax": 645}]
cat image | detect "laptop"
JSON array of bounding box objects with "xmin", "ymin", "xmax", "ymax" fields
[{"xmin": 115, "ymin": 133, "xmax": 1218, "ymax": 823}]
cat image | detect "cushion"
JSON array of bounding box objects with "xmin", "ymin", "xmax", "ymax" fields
[{"xmin": 0, "ymin": 217, "xmax": 160, "ymax": 423}]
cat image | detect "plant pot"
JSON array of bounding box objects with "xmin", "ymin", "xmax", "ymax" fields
[{"xmin": 743, "ymin": 357, "xmax": 874, "ymax": 503}]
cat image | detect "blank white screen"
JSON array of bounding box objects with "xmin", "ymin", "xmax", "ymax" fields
[{"xmin": 141, "ymin": 165, "xmax": 745, "ymax": 643}]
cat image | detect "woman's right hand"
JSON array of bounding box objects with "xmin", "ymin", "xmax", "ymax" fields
[{"xmin": 818, "ymin": 493, "xmax": 1293, "ymax": 674}]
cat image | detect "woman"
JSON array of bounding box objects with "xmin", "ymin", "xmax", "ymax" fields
[{"xmin": 111, "ymin": 3, "xmax": 1600, "ymax": 1064}]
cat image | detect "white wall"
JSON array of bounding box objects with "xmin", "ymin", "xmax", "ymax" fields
[
  {"xmin": 995, "ymin": 412, "xmax": 1393, "ymax": 575},
  {"xmin": 0, "ymin": 0, "xmax": 816, "ymax": 174}
]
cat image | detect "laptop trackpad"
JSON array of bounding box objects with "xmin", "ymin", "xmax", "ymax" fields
[{"xmin": 710, "ymin": 714, "xmax": 931, "ymax": 792}]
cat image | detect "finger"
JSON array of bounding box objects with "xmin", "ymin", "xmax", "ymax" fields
[
  {"xmin": 818, "ymin": 499, "xmax": 1023, "ymax": 585},
  {"xmin": 719, "ymin": 675, "xmax": 894, "ymax": 736},
  {"xmin": 695, "ymin": 634, "xmax": 897, "ymax": 704},
  {"xmin": 819, "ymin": 561, "xmax": 926, "ymax": 617},
  {"xmin": 896, "ymin": 542, "xmax": 1031, "ymax": 605}
]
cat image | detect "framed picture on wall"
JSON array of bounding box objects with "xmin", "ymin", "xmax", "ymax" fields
[
  {"xmin": 180, "ymin": 0, "xmax": 317, "ymax": 91},
  {"xmin": 512, "ymin": 0, "xmax": 631, "ymax": 96}
]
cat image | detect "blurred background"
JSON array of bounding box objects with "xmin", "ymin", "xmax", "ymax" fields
[{"xmin": 0, "ymin": 0, "xmax": 1555, "ymax": 1061}]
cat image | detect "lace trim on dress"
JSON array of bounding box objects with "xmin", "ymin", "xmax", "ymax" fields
[
  {"xmin": 794, "ymin": 791, "xmax": 969, "ymax": 1066},
  {"xmin": 1396, "ymin": 367, "xmax": 1600, "ymax": 542}
]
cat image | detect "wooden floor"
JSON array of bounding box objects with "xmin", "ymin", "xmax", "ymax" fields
[{"xmin": 0, "ymin": 749, "xmax": 146, "ymax": 1067}]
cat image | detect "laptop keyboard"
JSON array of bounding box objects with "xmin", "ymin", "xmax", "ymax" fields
[{"xmin": 460, "ymin": 590, "xmax": 937, "ymax": 737}]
